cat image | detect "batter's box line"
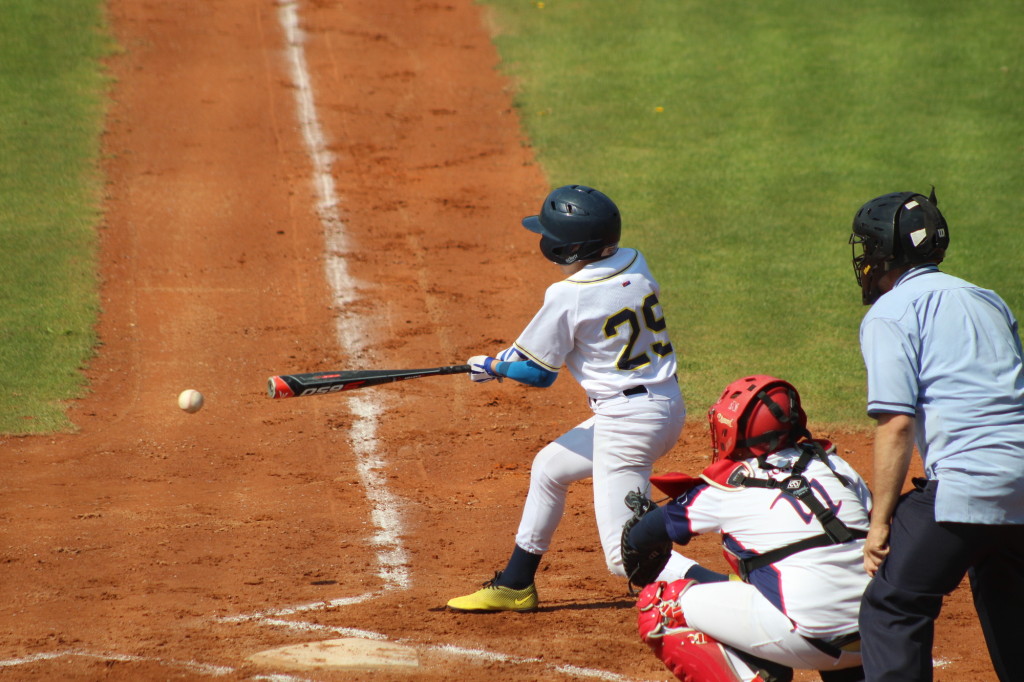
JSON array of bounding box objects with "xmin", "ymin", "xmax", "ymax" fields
[
  {"xmin": 218, "ymin": 590, "xmax": 384, "ymax": 624},
  {"xmin": 217, "ymin": 614, "xmax": 386, "ymax": 641},
  {"xmin": 219, "ymin": 611, "xmax": 650, "ymax": 682},
  {"xmin": 215, "ymin": 596, "xmax": 652, "ymax": 682},
  {"xmin": 0, "ymin": 648, "xmax": 312, "ymax": 681},
  {"xmin": 424, "ymin": 642, "xmax": 644, "ymax": 682},
  {"xmin": 218, "ymin": 604, "xmax": 955, "ymax": 681}
]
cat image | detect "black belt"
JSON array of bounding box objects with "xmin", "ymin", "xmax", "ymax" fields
[
  {"xmin": 803, "ymin": 632, "xmax": 861, "ymax": 658},
  {"xmin": 623, "ymin": 385, "xmax": 648, "ymax": 396}
]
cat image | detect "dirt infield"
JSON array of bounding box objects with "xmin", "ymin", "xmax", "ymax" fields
[{"xmin": 0, "ymin": 0, "xmax": 996, "ymax": 680}]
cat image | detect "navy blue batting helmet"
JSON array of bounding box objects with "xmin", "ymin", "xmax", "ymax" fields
[{"xmin": 522, "ymin": 185, "xmax": 621, "ymax": 265}]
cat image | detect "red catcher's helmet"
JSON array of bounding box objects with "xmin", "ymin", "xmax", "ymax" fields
[{"xmin": 708, "ymin": 375, "xmax": 809, "ymax": 462}]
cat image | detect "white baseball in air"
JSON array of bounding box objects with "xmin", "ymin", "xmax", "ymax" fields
[{"xmin": 177, "ymin": 389, "xmax": 204, "ymax": 413}]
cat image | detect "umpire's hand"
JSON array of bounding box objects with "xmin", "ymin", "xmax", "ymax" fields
[{"xmin": 863, "ymin": 523, "xmax": 890, "ymax": 576}]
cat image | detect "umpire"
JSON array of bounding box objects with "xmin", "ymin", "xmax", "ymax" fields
[{"xmin": 849, "ymin": 189, "xmax": 1024, "ymax": 681}]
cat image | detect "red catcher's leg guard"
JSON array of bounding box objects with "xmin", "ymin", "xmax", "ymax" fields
[
  {"xmin": 660, "ymin": 628, "xmax": 746, "ymax": 682},
  {"xmin": 636, "ymin": 579, "xmax": 699, "ymax": 657}
]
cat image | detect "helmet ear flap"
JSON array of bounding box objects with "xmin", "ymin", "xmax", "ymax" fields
[
  {"xmin": 539, "ymin": 234, "xmax": 581, "ymax": 264},
  {"xmin": 707, "ymin": 393, "xmax": 738, "ymax": 462}
]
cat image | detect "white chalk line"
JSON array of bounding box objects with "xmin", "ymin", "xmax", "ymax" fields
[
  {"xmin": 218, "ymin": 594, "xmax": 378, "ymax": 623},
  {"xmin": 276, "ymin": 0, "xmax": 410, "ymax": 595},
  {"xmin": 0, "ymin": 649, "xmax": 313, "ymax": 681},
  {"xmin": 0, "ymin": 643, "xmax": 635, "ymax": 682},
  {"xmin": 0, "ymin": 649, "xmax": 235, "ymax": 677}
]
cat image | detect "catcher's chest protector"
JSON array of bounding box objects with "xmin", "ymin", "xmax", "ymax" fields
[{"xmin": 706, "ymin": 443, "xmax": 866, "ymax": 580}]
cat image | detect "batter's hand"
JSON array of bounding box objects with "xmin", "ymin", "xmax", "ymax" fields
[
  {"xmin": 467, "ymin": 355, "xmax": 502, "ymax": 383},
  {"xmin": 863, "ymin": 523, "xmax": 890, "ymax": 576}
]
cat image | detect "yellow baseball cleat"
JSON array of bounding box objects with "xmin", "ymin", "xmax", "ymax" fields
[{"xmin": 446, "ymin": 573, "xmax": 538, "ymax": 612}]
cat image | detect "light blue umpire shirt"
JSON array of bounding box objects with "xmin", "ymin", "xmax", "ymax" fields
[{"xmin": 859, "ymin": 263, "xmax": 1024, "ymax": 524}]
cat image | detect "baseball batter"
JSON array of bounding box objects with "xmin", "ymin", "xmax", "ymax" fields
[
  {"xmin": 446, "ymin": 185, "xmax": 689, "ymax": 612},
  {"xmin": 624, "ymin": 376, "xmax": 870, "ymax": 682}
]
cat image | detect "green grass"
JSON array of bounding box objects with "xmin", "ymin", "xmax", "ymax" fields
[
  {"xmin": 0, "ymin": 0, "xmax": 113, "ymax": 433},
  {"xmin": 3, "ymin": 1, "xmax": 1020, "ymax": 433},
  {"xmin": 481, "ymin": 0, "xmax": 1023, "ymax": 426}
]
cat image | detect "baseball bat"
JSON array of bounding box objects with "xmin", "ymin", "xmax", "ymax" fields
[{"xmin": 267, "ymin": 364, "xmax": 472, "ymax": 399}]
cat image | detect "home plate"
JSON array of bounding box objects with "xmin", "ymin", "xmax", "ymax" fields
[{"xmin": 248, "ymin": 638, "xmax": 419, "ymax": 671}]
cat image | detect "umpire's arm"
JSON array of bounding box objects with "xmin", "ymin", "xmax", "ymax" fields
[{"xmin": 865, "ymin": 413, "xmax": 916, "ymax": 576}]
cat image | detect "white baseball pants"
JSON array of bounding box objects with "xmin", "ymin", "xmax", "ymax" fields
[
  {"xmin": 680, "ymin": 580, "xmax": 863, "ymax": 679},
  {"xmin": 514, "ymin": 384, "xmax": 686, "ymax": 577}
]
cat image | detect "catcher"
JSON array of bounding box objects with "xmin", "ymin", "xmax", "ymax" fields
[{"xmin": 620, "ymin": 376, "xmax": 871, "ymax": 682}]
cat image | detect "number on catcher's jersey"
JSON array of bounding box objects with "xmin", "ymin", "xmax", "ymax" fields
[{"xmin": 603, "ymin": 293, "xmax": 673, "ymax": 371}]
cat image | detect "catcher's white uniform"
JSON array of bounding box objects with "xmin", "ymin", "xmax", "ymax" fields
[
  {"xmin": 662, "ymin": 447, "xmax": 871, "ymax": 676},
  {"xmin": 508, "ymin": 247, "xmax": 687, "ymax": 577}
]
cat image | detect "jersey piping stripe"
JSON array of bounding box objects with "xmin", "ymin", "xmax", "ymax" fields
[
  {"xmin": 866, "ymin": 400, "xmax": 916, "ymax": 416},
  {"xmin": 512, "ymin": 343, "xmax": 560, "ymax": 372},
  {"xmin": 566, "ymin": 249, "xmax": 639, "ymax": 285}
]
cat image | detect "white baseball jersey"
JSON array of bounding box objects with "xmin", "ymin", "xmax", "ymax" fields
[
  {"xmin": 664, "ymin": 448, "xmax": 872, "ymax": 639},
  {"xmin": 512, "ymin": 248, "xmax": 678, "ymax": 399},
  {"xmin": 504, "ymin": 247, "xmax": 687, "ymax": 578}
]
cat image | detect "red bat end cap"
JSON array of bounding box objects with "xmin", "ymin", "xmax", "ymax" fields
[{"xmin": 268, "ymin": 375, "xmax": 294, "ymax": 399}]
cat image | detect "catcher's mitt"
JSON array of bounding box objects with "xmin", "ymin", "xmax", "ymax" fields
[{"xmin": 621, "ymin": 489, "xmax": 673, "ymax": 595}]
